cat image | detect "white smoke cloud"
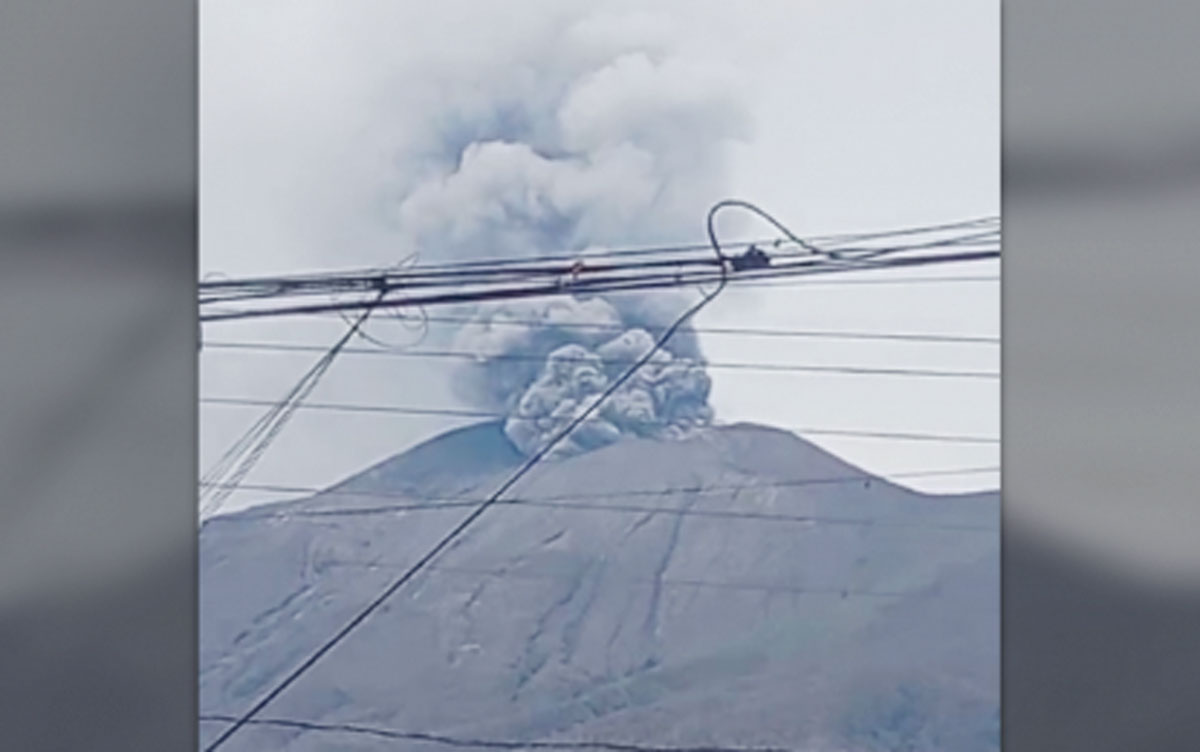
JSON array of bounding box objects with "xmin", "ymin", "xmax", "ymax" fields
[
  {"xmin": 372, "ymin": 5, "xmax": 750, "ymax": 457},
  {"xmin": 378, "ymin": 6, "xmax": 750, "ymax": 262}
]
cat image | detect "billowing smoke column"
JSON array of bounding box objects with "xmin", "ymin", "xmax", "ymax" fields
[
  {"xmin": 382, "ymin": 7, "xmax": 750, "ymax": 457},
  {"xmin": 454, "ymin": 297, "xmax": 714, "ymax": 458}
]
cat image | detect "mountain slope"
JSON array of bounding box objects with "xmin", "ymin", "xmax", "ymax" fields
[{"xmin": 200, "ymin": 422, "xmax": 998, "ymax": 751}]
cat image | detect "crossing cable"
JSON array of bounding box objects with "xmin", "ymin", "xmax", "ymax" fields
[
  {"xmin": 317, "ymin": 561, "xmax": 940, "ymax": 597},
  {"xmin": 198, "ymin": 227, "xmax": 998, "ymax": 321},
  {"xmin": 198, "ymin": 289, "xmax": 387, "ymax": 519},
  {"xmin": 197, "ymin": 228, "xmax": 997, "ymax": 304},
  {"xmin": 202, "ymin": 199, "xmax": 757, "ymax": 751},
  {"xmin": 199, "ymin": 464, "xmax": 1001, "ymax": 513},
  {"xmin": 280, "ymin": 499, "xmax": 995, "ymax": 532},
  {"xmin": 373, "ymin": 214, "xmax": 996, "ymax": 271},
  {"xmin": 200, "ymin": 247, "xmax": 999, "ymax": 323},
  {"xmin": 199, "ymin": 270, "xmax": 1001, "ymax": 325},
  {"xmin": 197, "ymin": 215, "xmax": 997, "ymax": 301},
  {"xmin": 200, "ymin": 247, "xmax": 998, "ymax": 317},
  {"xmin": 337, "ymin": 251, "xmax": 432, "ymax": 351},
  {"xmin": 198, "ymin": 346, "xmax": 999, "ymax": 379},
  {"xmin": 202, "ymin": 311, "xmax": 1000, "ymax": 345},
  {"xmin": 208, "ymin": 500, "xmax": 996, "ymax": 532},
  {"xmin": 198, "ymin": 467, "xmax": 1000, "ymax": 532},
  {"xmin": 199, "ymin": 401, "xmax": 1000, "ymax": 444},
  {"xmin": 199, "ymin": 714, "xmax": 793, "ymax": 752}
]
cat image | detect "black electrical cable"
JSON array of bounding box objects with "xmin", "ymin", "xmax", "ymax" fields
[
  {"xmin": 203, "ymin": 311, "xmax": 999, "ymax": 344},
  {"xmin": 198, "ymin": 346, "xmax": 999, "ymax": 379},
  {"xmin": 200, "ymin": 248, "xmax": 1000, "ymax": 323},
  {"xmin": 197, "ymin": 215, "xmax": 997, "ymax": 290},
  {"xmin": 197, "ymin": 236, "xmax": 996, "ymax": 307},
  {"xmin": 199, "ymin": 399, "xmax": 1001, "ymax": 444},
  {"xmin": 203, "ymin": 199, "xmax": 748, "ymax": 751},
  {"xmin": 200, "ymin": 714, "xmax": 795, "ymax": 752},
  {"xmin": 199, "ymin": 464, "xmax": 1001, "ymax": 513},
  {"xmin": 199, "ymin": 467, "xmax": 1000, "ymax": 533},
  {"xmin": 195, "ymin": 226, "xmax": 999, "ymax": 310},
  {"xmin": 198, "ymin": 289, "xmax": 387, "ymax": 518}
]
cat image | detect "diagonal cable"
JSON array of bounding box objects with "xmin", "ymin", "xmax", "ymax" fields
[
  {"xmin": 198, "ymin": 289, "xmax": 386, "ymax": 519},
  {"xmin": 202, "ymin": 200, "xmax": 773, "ymax": 750}
]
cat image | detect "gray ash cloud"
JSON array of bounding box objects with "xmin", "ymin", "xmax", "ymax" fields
[
  {"xmin": 379, "ymin": 7, "xmax": 749, "ymax": 457},
  {"xmin": 453, "ymin": 298, "xmax": 713, "ymax": 458}
]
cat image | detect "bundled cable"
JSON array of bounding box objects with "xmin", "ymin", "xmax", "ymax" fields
[
  {"xmin": 203, "ymin": 199, "xmax": 758, "ymax": 750},
  {"xmin": 199, "ymin": 215, "xmax": 998, "ymax": 323},
  {"xmin": 198, "ymin": 290, "xmax": 386, "ymax": 520},
  {"xmin": 201, "ymin": 201, "xmax": 1000, "ymax": 750}
]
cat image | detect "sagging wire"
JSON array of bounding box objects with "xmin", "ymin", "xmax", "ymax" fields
[
  {"xmin": 198, "ymin": 288, "xmax": 389, "ymax": 520},
  {"xmin": 204, "ymin": 198, "xmax": 792, "ymax": 751},
  {"xmin": 336, "ymin": 251, "xmax": 432, "ymax": 351}
]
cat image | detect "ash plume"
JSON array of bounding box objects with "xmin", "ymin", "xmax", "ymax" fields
[
  {"xmin": 379, "ymin": 6, "xmax": 750, "ymax": 457},
  {"xmin": 454, "ymin": 299, "xmax": 714, "ymax": 458}
]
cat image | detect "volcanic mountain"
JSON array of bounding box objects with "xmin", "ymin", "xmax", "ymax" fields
[{"xmin": 200, "ymin": 421, "xmax": 999, "ymax": 751}]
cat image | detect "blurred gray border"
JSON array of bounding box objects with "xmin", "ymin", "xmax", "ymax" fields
[
  {"xmin": 0, "ymin": 1, "xmax": 197, "ymax": 750},
  {"xmin": 2, "ymin": 1, "xmax": 1200, "ymax": 750},
  {"xmin": 1004, "ymin": 2, "xmax": 1200, "ymax": 751}
]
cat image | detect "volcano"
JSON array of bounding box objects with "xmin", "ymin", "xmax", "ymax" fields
[{"xmin": 200, "ymin": 422, "xmax": 999, "ymax": 751}]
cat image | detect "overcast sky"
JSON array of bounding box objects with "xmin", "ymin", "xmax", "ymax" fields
[{"xmin": 199, "ymin": 0, "xmax": 999, "ymax": 513}]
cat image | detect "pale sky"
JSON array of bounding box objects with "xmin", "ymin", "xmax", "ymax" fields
[{"xmin": 199, "ymin": 0, "xmax": 999, "ymax": 513}]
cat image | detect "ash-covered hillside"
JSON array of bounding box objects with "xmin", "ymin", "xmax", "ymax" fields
[{"xmin": 200, "ymin": 422, "xmax": 998, "ymax": 751}]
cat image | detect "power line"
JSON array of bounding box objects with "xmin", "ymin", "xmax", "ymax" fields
[
  {"xmin": 199, "ymin": 464, "xmax": 1000, "ymax": 532},
  {"xmin": 199, "ymin": 250, "xmax": 727, "ymax": 305},
  {"xmin": 198, "ymin": 292, "xmax": 386, "ymax": 519},
  {"xmin": 203, "ymin": 312, "xmax": 1000, "ymax": 345},
  {"xmin": 395, "ymin": 215, "xmax": 997, "ymax": 270},
  {"xmin": 200, "ymin": 210, "xmax": 1001, "ymax": 749},
  {"xmin": 198, "ymin": 210, "xmax": 999, "ymax": 319},
  {"xmin": 203, "ymin": 269, "xmax": 1000, "ymax": 309},
  {"xmin": 199, "ymin": 714, "xmax": 794, "ymax": 752},
  {"xmin": 199, "ymin": 271, "xmax": 1001, "ymax": 323},
  {"xmin": 201, "ymin": 249, "xmax": 1000, "ymax": 320},
  {"xmin": 199, "ymin": 346, "xmax": 1000, "ymax": 379},
  {"xmin": 200, "ymin": 464, "xmax": 1001, "ymax": 509},
  {"xmin": 321, "ymin": 561, "xmax": 930, "ymax": 598},
  {"xmin": 198, "ymin": 215, "xmax": 997, "ymax": 293},
  {"xmin": 205, "ymin": 489, "xmax": 998, "ymax": 533},
  {"xmin": 202, "ymin": 199, "xmax": 738, "ymax": 751},
  {"xmin": 197, "ymin": 229, "xmax": 998, "ymax": 307},
  {"xmin": 201, "ymin": 248, "xmax": 999, "ymax": 324},
  {"xmin": 199, "ymin": 400, "xmax": 1000, "ymax": 445}
]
